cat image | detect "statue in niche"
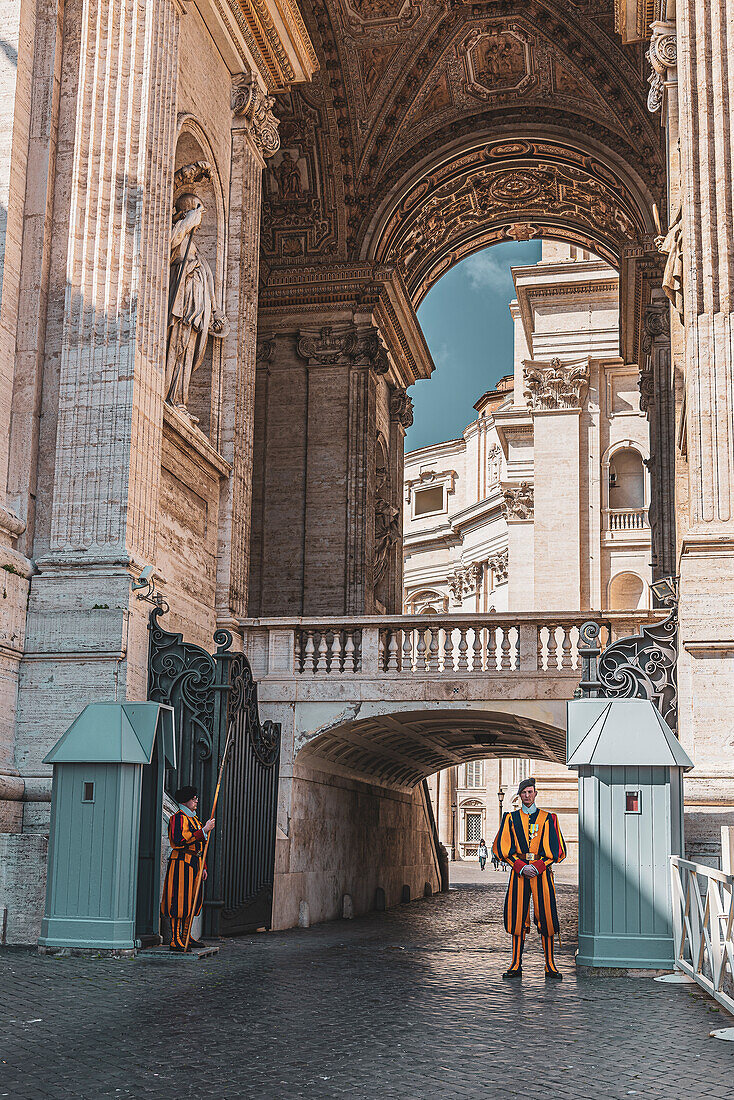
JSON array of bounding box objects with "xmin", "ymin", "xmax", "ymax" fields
[
  {"xmin": 277, "ymin": 150, "xmax": 304, "ymax": 199},
  {"xmin": 655, "ymin": 195, "xmax": 684, "ymax": 321},
  {"xmin": 166, "ymin": 165, "xmax": 229, "ymax": 419},
  {"xmin": 374, "ymin": 451, "xmax": 400, "ymax": 588}
]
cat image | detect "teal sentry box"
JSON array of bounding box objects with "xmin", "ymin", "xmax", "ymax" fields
[
  {"xmin": 567, "ymin": 698, "xmax": 693, "ymax": 970},
  {"xmin": 38, "ymin": 702, "xmax": 175, "ymax": 954}
]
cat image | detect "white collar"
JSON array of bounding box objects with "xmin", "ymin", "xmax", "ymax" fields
[{"xmin": 520, "ymin": 802, "xmax": 537, "ymax": 816}]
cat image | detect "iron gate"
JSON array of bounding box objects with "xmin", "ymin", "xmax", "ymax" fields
[{"xmin": 147, "ymin": 607, "xmax": 281, "ymax": 935}]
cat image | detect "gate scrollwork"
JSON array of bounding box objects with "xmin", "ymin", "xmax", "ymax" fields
[{"xmin": 578, "ymin": 608, "xmax": 678, "ymax": 732}]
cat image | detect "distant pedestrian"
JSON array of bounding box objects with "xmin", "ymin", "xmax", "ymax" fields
[
  {"xmin": 477, "ymin": 839, "xmax": 488, "ymax": 870},
  {"xmin": 491, "ymin": 851, "xmax": 500, "ymax": 871}
]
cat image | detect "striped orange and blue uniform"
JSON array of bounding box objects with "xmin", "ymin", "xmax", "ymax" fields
[
  {"xmin": 161, "ymin": 810, "xmax": 206, "ymax": 948},
  {"xmin": 493, "ymin": 807, "xmax": 566, "ymax": 973}
]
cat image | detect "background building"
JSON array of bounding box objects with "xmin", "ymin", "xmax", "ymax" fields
[{"xmin": 410, "ymin": 243, "xmax": 653, "ymax": 861}]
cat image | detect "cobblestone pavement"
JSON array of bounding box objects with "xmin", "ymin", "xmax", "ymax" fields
[{"xmin": 1, "ymin": 880, "xmax": 732, "ymax": 1100}]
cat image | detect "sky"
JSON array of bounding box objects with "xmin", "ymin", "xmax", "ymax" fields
[{"xmin": 405, "ymin": 240, "xmax": 542, "ymax": 452}]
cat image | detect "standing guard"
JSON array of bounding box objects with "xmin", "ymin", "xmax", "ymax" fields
[
  {"xmin": 161, "ymin": 785, "xmax": 215, "ymax": 951},
  {"xmin": 492, "ymin": 777, "xmax": 566, "ymax": 979}
]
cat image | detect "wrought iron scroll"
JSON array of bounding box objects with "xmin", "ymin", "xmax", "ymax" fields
[
  {"xmin": 578, "ymin": 608, "xmax": 678, "ymax": 732},
  {"xmin": 148, "ymin": 608, "xmax": 281, "ymax": 935}
]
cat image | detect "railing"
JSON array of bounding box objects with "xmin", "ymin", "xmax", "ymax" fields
[
  {"xmin": 240, "ymin": 612, "xmax": 658, "ymax": 678},
  {"xmin": 606, "ymin": 507, "xmax": 649, "ymax": 531},
  {"xmin": 671, "ymin": 856, "xmax": 734, "ymax": 1015}
]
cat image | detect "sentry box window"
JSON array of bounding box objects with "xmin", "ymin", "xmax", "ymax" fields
[
  {"xmin": 82, "ymin": 782, "xmax": 95, "ymax": 803},
  {"xmin": 625, "ymin": 790, "xmax": 641, "ymax": 814}
]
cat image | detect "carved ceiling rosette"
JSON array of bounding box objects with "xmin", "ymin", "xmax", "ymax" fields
[
  {"xmin": 501, "ymin": 482, "xmax": 534, "ymax": 522},
  {"xmin": 231, "ymin": 73, "xmax": 280, "ymax": 158},
  {"xmin": 523, "ymin": 357, "xmax": 590, "ymax": 411}
]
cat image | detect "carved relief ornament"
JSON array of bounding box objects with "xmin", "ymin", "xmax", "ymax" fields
[
  {"xmin": 448, "ymin": 562, "xmax": 483, "ymax": 604},
  {"xmin": 231, "ymin": 74, "xmax": 280, "ymax": 158},
  {"xmin": 297, "ymin": 325, "xmax": 390, "ymax": 373},
  {"xmin": 646, "ymin": 21, "xmax": 677, "ymax": 114},
  {"xmin": 523, "ymin": 358, "xmax": 589, "ymax": 411},
  {"xmin": 488, "ymin": 548, "xmax": 508, "ymax": 584},
  {"xmin": 390, "ymin": 386, "xmax": 414, "ymax": 428},
  {"xmin": 502, "ymin": 482, "xmax": 534, "ymax": 521}
]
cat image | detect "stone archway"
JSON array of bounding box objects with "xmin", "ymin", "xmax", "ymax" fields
[{"xmin": 251, "ymin": 2, "xmax": 666, "ymax": 620}]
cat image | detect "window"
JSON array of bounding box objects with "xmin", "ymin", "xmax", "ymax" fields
[
  {"xmin": 608, "ymin": 448, "xmax": 645, "ymax": 509},
  {"xmin": 465, "ymin": 812, "xmax": 482, "ymax": 842},
  {"xmin": 414, "ymin": 486, "xmax": 444, "ymax": 515},
  {"xmin": 625, "ymin": 790, "xmax": 641, "ymax": 814},
  {"xmin": 82, "ymin": 782, "xmax": 95, "ymax": 803},
  {"xmin": 465, "ymin": 761, "xmax": 484, "ymax": 788}
]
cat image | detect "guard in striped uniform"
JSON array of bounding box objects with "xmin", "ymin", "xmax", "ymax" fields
[
  {"xmin": 492, "ymin": 776, "xmax": 566, "ymax": 979},
  {"xmin": 161, "ymin": 785, "xmax": 215, "ymax": 951}
]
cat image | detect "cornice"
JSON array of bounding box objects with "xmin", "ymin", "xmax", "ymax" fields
[{"xmin": 196, "ymin": 0, "xmax": 317, "ymax": 91}]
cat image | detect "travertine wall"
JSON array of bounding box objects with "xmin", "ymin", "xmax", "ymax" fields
[{"xmin": 272, "ymin": 763, "xmax": 441, "ymax": 929}]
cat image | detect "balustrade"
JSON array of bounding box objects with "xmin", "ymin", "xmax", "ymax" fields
[
  {"xmin": 607, "ymin": 508, "xmax": 649, "ymax": 531},
  {"xmin": 277, "ymin": 614, "xmax": 643, "ymax": 678}
]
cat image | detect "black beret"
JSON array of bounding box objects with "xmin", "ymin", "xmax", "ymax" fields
[
  {"xmin": 517, "ymin": 777, "xmax": 536, "ymax": 795},
  {"xmin": 174, "ymin": 785, "xmax": 197, "ymax": 804}
]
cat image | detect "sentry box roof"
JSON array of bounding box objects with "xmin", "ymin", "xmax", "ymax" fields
[
  {"xmin": 44, "ymin": 702, "xmax": 176, "ymax": 767},
  {"xmin": 566, "ymin": 699, "xmax": 693, "ymax": 770}
]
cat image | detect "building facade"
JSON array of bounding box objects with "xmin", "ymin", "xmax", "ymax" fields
[
  {"xmin": 410, "ymin": 245, "xmax": 653, "ymax": 861},
  {"xmin": 0, "ymin": 0, "xmax": 733, "ymax": 937}
]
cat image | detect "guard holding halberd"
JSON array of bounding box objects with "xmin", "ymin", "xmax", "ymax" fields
[
  {"xmin": 492, "ymin": 776, "xmax": 566, "ymax": 979},
  {"xmin": 161, "ymin": 785, "xmax": 215, "ymax": 951}
]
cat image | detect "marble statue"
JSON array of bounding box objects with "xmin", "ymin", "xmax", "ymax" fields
[{"xmin": 166, "ymin": 183, "xmax": 229, "ymax": 418}]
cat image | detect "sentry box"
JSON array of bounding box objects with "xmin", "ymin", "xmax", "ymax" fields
[
  {"xmin": 566, "ymin": 698, "xmax": 693, "ymax": 971},
  {"xmin": 38, "ymin": 702, "xmax": 175, "ymax": 955}
]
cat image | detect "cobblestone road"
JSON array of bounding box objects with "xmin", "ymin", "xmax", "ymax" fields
[{"xmin": 1, "ymin": 879, "xmax": 731, "ymax": 1099}]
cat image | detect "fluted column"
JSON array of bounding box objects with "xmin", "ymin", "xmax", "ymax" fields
[
  {"xmin": 17, "ymin": 0, "xmax": 181, "ymax": 778},
  {"xmin": 216, "ymin": 77, "xmax": 279, "ymax": 624},
  {"xmin": 674, "ymin": 0, "xmax": 734, "ymax": 846}
]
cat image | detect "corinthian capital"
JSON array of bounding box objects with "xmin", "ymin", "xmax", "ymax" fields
[
  {"xmin": 523, "ymin": 358, "xmax": 589, "ymax": 411},
  {"xmin": 390, "ymin": 387, "xmax": 414, "ymax": 428},
  {"xmin": 231, "ymin": 74, "xmax": 280, "ymax": 158},
  {"xmin": 502, "ymin": 482, "xmax": 534, "ymax": 522}
]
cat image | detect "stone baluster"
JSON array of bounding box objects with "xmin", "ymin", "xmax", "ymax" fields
[
  {"xmin": 402, "ymin": 628, "xmax": 413, "ymax": 673},
  {"xmin": 386, "ymin": 630, "xmax": 399, "ymax": 672},
  {"xmin": 303, "ymin": 631, "xmax": 315, "ymax": 673},
  {"xmin": 500, "ymin": 628, "xmax": 513, "ymax": 671},
  {"xmin": 457, "ymin": 629, "xmax": 469, "ymax": 671},
  {"xmin": 427, "ymin": 627, "xmax": 439, "ymax": 671},
  {"xmin": 561, "ymin": 626, "xmax": 574, "ymax": 669},
  {"xmin": 472, "ymin": 627, "xmax": 483, "ymax": 673},
  {"xmin": 316, "ymin": 633, "xmax": 329, "ymax": 673},
  {"xmin": 537, "ymin": 625, "xmax": 546, "ymax": 671},
  {"xmin": 332, "ymin": 631, "xmax": 343, "ymax": 674},
  {"xmin": 443, "ymin": 627, "xmax": 455, "ymax": 673},
  {"xmin": 343, "ymin": 632, "xmax": 356, "ymax": 673},
  {"xmin": 416, "ymin": 628, "xmax": 427, "ymax": 672}
]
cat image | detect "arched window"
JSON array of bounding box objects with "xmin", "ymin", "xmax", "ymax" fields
[
  {"xmin": 608, "ymin": 572, "xmax": 647, "ymax": 610},
  {"xmin": 608, "ymin": 448, "xmax": 645, "ymax": 509},
  {"xmin": 405, "ymin": 589, "xmax": 448, "ymax": 614}
]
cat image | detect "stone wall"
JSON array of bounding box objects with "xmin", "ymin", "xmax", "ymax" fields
[{"xmin": 272, "ymin": 763, "xmax": 442, "ymax": 930}]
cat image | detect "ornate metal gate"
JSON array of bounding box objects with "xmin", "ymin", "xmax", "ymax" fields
[{"xmin": 147, "ymin": 607, "xmax": 281, "ymax": 935}]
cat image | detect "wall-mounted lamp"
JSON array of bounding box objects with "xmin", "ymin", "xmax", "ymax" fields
[{"xmin": 650, "ymin": 575, "xmax": 678, "ymax": 606}]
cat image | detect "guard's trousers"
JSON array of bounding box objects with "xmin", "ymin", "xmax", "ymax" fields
[{"xmin": 503, "ymin": 867, "xmax": 560, "ymax": 936}]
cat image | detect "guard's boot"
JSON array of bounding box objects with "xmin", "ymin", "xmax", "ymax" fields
[
  {"xmin": 502, "ymin": 934, "xmax": 524, "ymax": 978},
  {"xmin": 543, "ymin": 933, "xmax": 562, "ymax": 979}
]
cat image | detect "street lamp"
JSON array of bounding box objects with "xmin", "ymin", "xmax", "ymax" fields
[{"xmin": 498, "ymin": 786, "xmax": 505, "ymax": 818}]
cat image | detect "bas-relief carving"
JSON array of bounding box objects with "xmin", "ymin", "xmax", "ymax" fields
[
  {"xmin": 448, "ymin": 562, "xmax": 483, "ymax": 605},
  {"xmin": 231, "ymin": 74, "xmax": 281, "ymax": 158},
  {"xmin": 390, "ymin": 386, "xmax": 414, "ymax": 428},
  {"xmin": 297, "ymin": 324, "xmax": 390, "ymax": 373},
  {"xmin": 523, "ymin": 358, "xmax": 590, "ymax": 411},
  {"xmin": 488, "ymin": 548, "xmax": 509, "ymax": 585},
  {"xmin": 654, "ymin": 195, "xmax": 683, "ymax": 321},
  {"xmin": 502, "ymin": 482, "xmax": 534, "ymax": 521},
  {"xmin": 463, "ymin": 27, "xmax": 534, "ymax": 100},
  {"xmin": 166, "ymin": 164, "xmax": 229, "ymax": 419},
  {"xmin": 646, "ymin": 21, "xmax": 676, "ymax": 114}
]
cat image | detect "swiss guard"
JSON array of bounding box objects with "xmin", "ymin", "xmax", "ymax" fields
[
  {"xmin": 161, "ymin": 785, "xmax": 215, "ymax": 951},
  {"xmin": 492, "ymin": 776, "xmax": 566, "ymax": 979}
]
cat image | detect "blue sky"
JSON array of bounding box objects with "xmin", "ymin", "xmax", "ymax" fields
[{"xmin": 406, "ymin": 240, "xmax": 542, "ymax": 452}]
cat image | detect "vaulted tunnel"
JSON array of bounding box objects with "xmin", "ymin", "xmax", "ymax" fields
[{"xmin": 295, "ymin": 707, "xmax": 566, "ymax": 791}]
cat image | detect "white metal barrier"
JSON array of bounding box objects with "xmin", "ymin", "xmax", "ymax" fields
[{"xmin": 670, "ymin": 855, "xmax": 734, "ymax": 1015}]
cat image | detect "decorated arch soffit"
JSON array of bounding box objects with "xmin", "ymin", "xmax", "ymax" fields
[{"xmin": 261, "ymin": 0, "xmax": 664, "ymax": 305}]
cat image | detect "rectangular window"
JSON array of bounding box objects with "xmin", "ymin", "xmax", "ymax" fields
[
  {"xmin": 625, "ymin": 790, "xmax": 641, "ymax": 814},
  {"xmin": 414, "ymin": 486, "xmax": 444, "ymax": 516},
  {"xmin": 82, "ymin": 782, "xmax": 95, "ymax": 803},
  {"xmin": 465, "ymin": 761, "xmax": 484, "ymax": 788},
  {"xmin": 466, "ymin": 812, "xmax": 482, "ymax": 842}
]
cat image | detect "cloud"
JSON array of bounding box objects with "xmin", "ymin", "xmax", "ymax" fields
[{"xmin": 462, "ymin": 251, "xmax": 511, "ymax": 292}]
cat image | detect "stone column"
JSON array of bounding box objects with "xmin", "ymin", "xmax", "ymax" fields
[
  {"xmin": 386, "ymin": 386, "xmax": 414, "ymax": 613},
  {"xmin": 216, "ymin": 76, "xmax": 279, "ymax": 626},
  {"xmin": 16, "ymin": 0, "xmax": 180, "ymax": 780},
  {"xmin": 437, "ymin": 767, "xmax": 454, "ymax": 861},
  {"xmin": 524, "ymin": 358, "xmax": 588, "ymax": 612},
  {"xmin": 640, "ymin": 295, "xmax": 677, "ymax": 583},
  {"xmin": 504, "ymin": 484, "xmax": 535, "ymax": 612},
  {"xmin": 674, "ymin": 0, "xmax": 734, "ymax": 851}
]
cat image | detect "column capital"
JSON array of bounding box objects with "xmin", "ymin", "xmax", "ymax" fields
[
  {"xmin": 296, "ymin": 323, "xmax": 389, "ymax": 374},
  {"xmin": 523, "ymin": 358, "xmax": 589, "ymax": 411},
  {"xmin": 502, "ymin": 482, "xmax": 534, "ymax": 522},
  {"xmin": 231, "ymin": 74, "xmax": 280, "ymax": 158},
  {"xmin": 389, "ymin": 386, "xmax": 414, "ymax": 429},
  {"xmin": 647, "ymin": 20, "xmax": 677, "ymax": 113}
]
